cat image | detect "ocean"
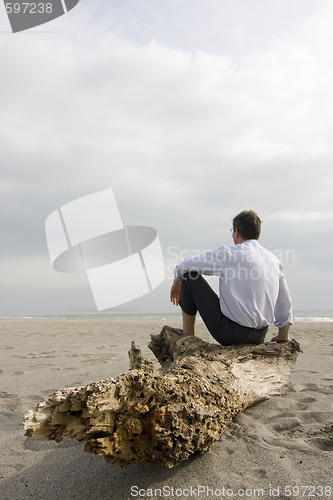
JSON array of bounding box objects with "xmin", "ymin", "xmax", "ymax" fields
[
  {"xmin": 292, "ymin": 310, "xmax": 333, "ymax": 322},
  {"xmin": 3, "ymin": 310, "xmax": 333, "ymax": 322}
]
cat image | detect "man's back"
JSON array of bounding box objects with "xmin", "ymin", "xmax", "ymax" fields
[{"xmin": 216, "ymin": 239, "xmax": 290, "ymax": 329}]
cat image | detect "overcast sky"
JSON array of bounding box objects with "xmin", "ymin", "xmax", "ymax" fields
[{"xmin": 1, "ymin": 0, "xmax": 332, "ymax": 316}]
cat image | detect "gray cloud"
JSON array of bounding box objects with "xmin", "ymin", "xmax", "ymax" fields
[{"xmin": 1, "ymin": 0, "xmax": 333, "ymax": 315}]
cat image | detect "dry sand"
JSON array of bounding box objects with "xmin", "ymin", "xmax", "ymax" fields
[{"xmin": 0, "ymin": 318, "xmax": 332, "ymax": 500}]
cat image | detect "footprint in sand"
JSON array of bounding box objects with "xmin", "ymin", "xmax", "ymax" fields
[
  {"xmin": 0, "ymin": 391, "xmax": 21, "ymax": 411},
  {"xmin": 254, "ymin": 468, "xmax": 268, "ymax": 478},
  {"xmin": 299, "ymin": 397, "xmax": 317, "ymax": 404},
  {"xmin": 273, "ymin": 411, "xmax": 333, "ymax": 452},
  {"xmin": 300, "ymin": 382, "xmax": 333, "ymax": 395},
  {"xmin": 303, "ymin": 423, "xmax": 333, "ymax": 451},
  {"xmin": 272, "ymin": 417, "xmax": 302, "ymax": 432}
]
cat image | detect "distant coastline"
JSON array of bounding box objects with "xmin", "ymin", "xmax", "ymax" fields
[{"xmin": 2, "ymin": 310, "xmax": 333, "ymax": 322}]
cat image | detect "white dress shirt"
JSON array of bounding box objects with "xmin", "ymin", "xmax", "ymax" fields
[{"xmin": 174, "ymin": 239, "xmax": 293, "ymax": 329}]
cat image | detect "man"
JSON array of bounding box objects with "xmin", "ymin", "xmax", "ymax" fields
[{"xmin": 170, "ymin": 210, "xmax": 292, "ymax": 345}]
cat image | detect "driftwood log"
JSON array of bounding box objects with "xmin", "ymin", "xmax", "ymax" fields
[{"xmin": 24, "ymin": 326, "xmax": 300, "ymax": 468}]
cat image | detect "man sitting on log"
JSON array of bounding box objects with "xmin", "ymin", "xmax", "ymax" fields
[{"xmin": 170, "ymin": 209, "xmax": 292, "ymax": 346}]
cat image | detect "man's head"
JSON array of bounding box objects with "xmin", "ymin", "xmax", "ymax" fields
[{"xmin": 232, "ymin": 210, "xmax": 262, "ymax": 241}]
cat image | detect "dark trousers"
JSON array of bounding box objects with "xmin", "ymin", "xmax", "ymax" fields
[{"xmin": 178, "ymin": 272, "xmax": 268, "ymax": 346}]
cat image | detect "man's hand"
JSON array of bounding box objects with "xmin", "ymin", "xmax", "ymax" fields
[
  {"xmin": 271, "ymin": 324, "xmax": 291, "ymax": 342},
  {"xmin": 170, "ymin": 278, "xmax": 181, "ymax": 306}
]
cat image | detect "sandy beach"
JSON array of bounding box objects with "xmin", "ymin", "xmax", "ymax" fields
[{"xmin": 0, "ymin": 318, "xmax": 332, "ymax": 500}]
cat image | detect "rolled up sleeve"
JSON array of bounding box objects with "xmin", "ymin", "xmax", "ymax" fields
[
  {"xmin": 173, "ymin": 250, "xmax": 225, "ymax": 279},
  {"xmin": 273, "ymin": 270, "xmax": 293, "ymax": 328}
]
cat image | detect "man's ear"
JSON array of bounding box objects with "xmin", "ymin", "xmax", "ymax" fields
[{"xmin": 234, "ymin": 228, "xmax": 243, "ymax": 243}]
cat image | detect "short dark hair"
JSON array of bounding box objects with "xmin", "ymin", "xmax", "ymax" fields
[{"xmin": 232, "ymin": 210, "xmax": 262, "ymax": 240}]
